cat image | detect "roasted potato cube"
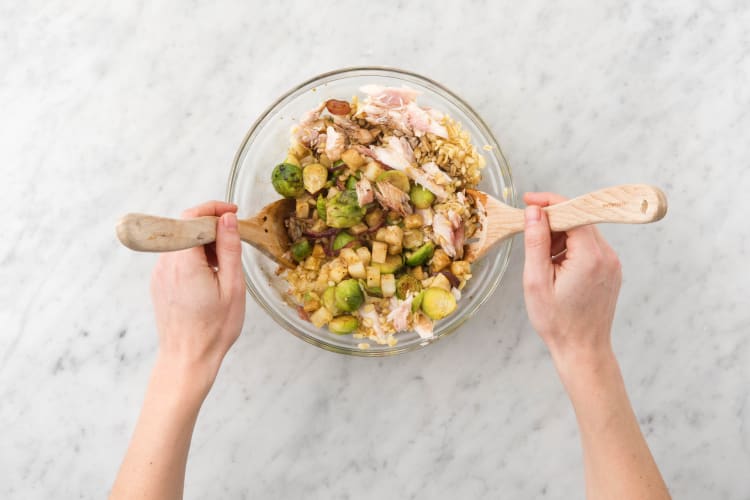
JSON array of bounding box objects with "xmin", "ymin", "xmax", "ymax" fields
[
  {"xmin": 295, "ymin": 198, "xmax": 310, "ymax": 218},
  {"xmin": 310, "ymin": 307, "xmax": 333, "ymax": 328},
  {"xmin": 348, "ymin": 260, "xmax": 366, "ymax": 279},
  {"xmin": 366, "ymin": 266, "xmax": 381, "ymax": 288},
  {"xmin": 341, "ymin": 148, "xmax": 365, "ymax": 169},
  {"xmin": 430, "ymin": 273, "xmax": 452, "ymax": 291},
  {"xmin": 356, "ymin": 247, "xmax": 371, "ymax": 265},
  {"xmin": 450, "ymin": 260, "xmax": 471, "ymax": 278},
  {"xmin": 382, "ymin": 226, "xmax": 403, "ymax": 246},
  {"xmin": 371, "ymin": 241, "xmax": 388, "ymax": 264},
  {"xmin": 381, "ymin": 274, "xmax": 396, "ymax": 298},
  {"xmin": 429, "ymin": 249, "xmax": 451, "ymax": 273},
  {"xmin": 404, "ymin": 213, "xmax": 424, "ymax": 229}
]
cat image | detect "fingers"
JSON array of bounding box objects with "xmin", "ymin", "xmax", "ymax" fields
[
  {"xmin": 523, "ymin": 191, "xmax": 568, "ymax": 207},
  {"xmin": 182, "ymin": 200, "xmax": 238, "ymax": 219},
  {"xmin": 523, "ymin": 205, "xmax": 554, "ymax": 295},
  {"xmin": 214, "ymin": 212, "xmax": 244, "ymax": 297}
]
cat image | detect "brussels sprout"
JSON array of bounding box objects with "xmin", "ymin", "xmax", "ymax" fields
[
  {"xmin": 345, "ymin": 175, "xmax": 358, "ymax": 190},
  {"xmin": 334, "ymin": 279, "xmax": 364, "ymax": 312},
  {"xmin": 326, "ymin": 190, "xmax": 366, "ymax": 228},
  {"xmin": 396, "ymin": 275, "xmax": 422, "ymax": 300},
  {"xmin": 333, "ymin": 231, "xmax": 356, "ymax": 251},
  {"xmin": 316, "ymin": 194, "xmax": 327, "ymax": 221},
  {"xmin": 421, "ymin": 287, "xmax": 457, "ymax": 320},
  {"xmin": 272, "ymin": 163, "xmax": 305, "ymax": 198},
  {"xmin": 373, "ymin": 254, "xmax": 404, "ymax": 274},
  {"xmin": 376, "ymin": 170, "xmax": 410, "ymax": 193},
  {"xmin": 410, "ymin": 184, "xmax": 435, "ymax": 208},
  {"xmin": 411, "ymin": 290, "xmax": 425, "ymax": 312},
  {"xmin": 328, "ymin": 315, "xmax": 359, "ymax": 334},
  {"xmin": 406, "ymin": 241, "xmax": 435, "ymax": 266},
  {"xmin": 291, "ymin": 239, "xmax": 312, "ymax": 263},
  {"xmin": 332, "ymin": 159, "xmax": 345, "ymax": 168},
  {"xmin": 322, "ymin": 286, "xmax": 340, "ymax": 315},
  {"xmin": 303, "ymin": 163, "xmax": 328, "ymax": 194}
]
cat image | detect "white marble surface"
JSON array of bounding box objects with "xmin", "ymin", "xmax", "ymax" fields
[{"xmin": 2, "ymin": 1, "xmax": 749, "ymax": 498}]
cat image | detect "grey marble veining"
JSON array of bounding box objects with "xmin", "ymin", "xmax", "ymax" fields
[{"xmin": 1, "ymin": 1, "xmax": 749, "ymax": 498}]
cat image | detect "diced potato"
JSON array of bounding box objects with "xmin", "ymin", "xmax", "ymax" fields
[
  {"xmin": 365, "ymin": 208, "xmax": 384, "ymax": 228},
  {"xmin": 303, "ymin": 292, "xmax": 321, "ymax": 312},
  {"xmin": 350, "ymin": 222, "xmax": 368, "ymax": 235},
  {"xmin": 403, "ymin": 229, "xmax": 424, "ymax": 249},
  {"xmin": 382, "ymin": 226, "xmax": 403, "ymax": 246},
  {"xmin": 356, "ymin": 247, "xmax": 371, "ymax": 265},
  {"xmin": 296, "ymin": 199, "xmax": 310, "ymax": 218},
  {"xmin": 430, "ymin": 273, "xmax": 452, "ymax": 291},
  {"xmin": 366, "ymin": 266, "xmax": 381, "ymax": 288},
  {"xmin": 303, "ymin": 256, "xmax": 321, "ymax": 271},
  {"xmin": 300, "ymin": 155, "xmax": 315, "ymax": 167},
  {"xmin": 341, "ymin": 148, "xmax": 365, "ymax": 169},
  {"xmin": 388, "ymin": 244, "xmax": 402, "ymax": 255},
  {"xmin": 348, "ymin": 260, "xmax": 366, "ymax": 279},
  {"xmin": 312, "ymin": 244, "xmax": 326, "ymax": 259},
  {"xmin": 363, "ymin": 160, "xmax": 384, "ymax": 181},
  {"xmin": 371, "ymin": 241, "xmax": 388, "ymax": 264},
  {"xmin": 409, "ymin": 265, "xmax": 425, "ymax": 280},
  {"xmin": 374, "ymin": 227, "xmax": 387, "ymax": 242},
  {"xmin": 450, "ymin": 261, "xmax": 472, "ymax": 278},
  {"xmin": 329, "ymin": 259, "xmax": 349, "ymax": 283},
  {"xmin": 310, "ymin": 307, "xmax": 333, "ymax": 328},
  {"xmin": 404, "ymin": 214, "xmax": 424, "ymax": 229},
  {"xmin": 289, "ymin": 141, "xmax": 310, "ymax": 159},
  {"xmin": 339, "ymin": 248, "xmax": 359, "ymax": 266},
  {"xmin": 381, "ymin": 274, "xmax": 396, "ymax": 297},
  {"xmin": 429, "ymin": 249, "xmax": 451, "ymax": 273}
]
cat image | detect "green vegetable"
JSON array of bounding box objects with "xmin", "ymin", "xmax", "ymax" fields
[
  {"xmin": 333, "ymin": 231, "xmax": 356, "ymax": 251},
  {"xmin": 421, "ymin": 287, "xmax": 457, "ymax": 320},
  {"xmin": 326, "ymin": 190, "xmax": 366, "ymax": 228},
  {"xmin": 345, "ymin": 175, "xmax": 358, "ymax": 190},
  {"xmin": 395, "ymin": 275, "xmax": 422, "ymax": 300},
  {"xmin": 386, "ymin": 211, "xmax": 402, "ymax": 225},
  {"xmin": 272, "ymin": 163, "xmax": 305, "ymax": 198},
  {"xmin": 409, "ymin": 184, "xmax": 435, "ymax": 208},
  {"xmin": 334, "ymin": 279, "xmax": 364, "ymax": 312},
  {"xmin": 322, "ymin": 286, "xmax": 340, "ymax": 315},
  {"xmin": 291, "ymin": 239, "xmax": 312, "ymax": 263},
  {"xmin": 411, "ymin": 290, "xmax": 425, "ymax": 312},
  {"xmin": 332, "ymin": 159, "xmax": 345, "ymax": 168},
  {"xmin": 373, "ymin": 254, "xmax": 404, "ymax": 274},
  {"xmin": 406, "ymin": 242, "xmax": 435, "ymax": 266},
  {"xmin": 302, "ymin": 163, "xmax": 328, "ymax": 194},
  {"xmin": 328, "ymin": 315, "xmax": 359, "ymax": 334},
  {"xmin": 316, "ymin": 194, "xmax": 327, "ymax": 221},
  {"xmin": 376, "ymin": 170, "xmax": 410, "ymax": 193}
]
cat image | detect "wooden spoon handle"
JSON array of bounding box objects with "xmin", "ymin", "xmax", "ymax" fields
[
  {"xmin": 116, "ymin": 214, "xmax": 218, "ymax": 252},
  {"xmin": 545, "ymin": 184, "xmax": 667, "ymax": 231}
]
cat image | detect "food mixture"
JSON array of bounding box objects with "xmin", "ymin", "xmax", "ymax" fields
[{"xmin": 271, "ymin": 85, "xmax": 485, "ymax": 348}]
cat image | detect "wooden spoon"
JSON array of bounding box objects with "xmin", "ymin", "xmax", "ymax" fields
[
  {"xmin": 464, "ymin": 184, "xmax": 668, "ymax": 262},
  {"xmin": 116, "ymin": 198, "xmax": 297, "ymax": 268}
]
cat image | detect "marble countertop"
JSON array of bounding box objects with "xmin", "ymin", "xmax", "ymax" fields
[{"xmin": 2, "ymin": 1, "xmax": 749, "ymax": 498}]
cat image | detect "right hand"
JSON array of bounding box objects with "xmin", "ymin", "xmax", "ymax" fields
[{"xmin": 522, "ymin": 192, "xmax": 622, "ymax": 375}]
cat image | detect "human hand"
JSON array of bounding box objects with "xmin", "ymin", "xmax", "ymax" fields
[
  {"xmin": 522, "ymin": 192, "xmax": 622, "ymax": 376},
  {"xmin": 150, "ymin": 201, "xmax": 246, "ymax": 393}
]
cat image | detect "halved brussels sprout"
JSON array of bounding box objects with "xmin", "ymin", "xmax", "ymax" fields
[
  {"xmin": 334, "ymin": 279, "xmax": 364, "ymax": 312},
  {"xmin": 272, "ymin": 163, "xmax": 305, "ymax": 198},
  {"xmin": 421, "ymin": 287, "xmax": 457, "ymax": 320},
  {"xmin": 328, "ymin": 315, "xmax": 359, "ymax": 334}
]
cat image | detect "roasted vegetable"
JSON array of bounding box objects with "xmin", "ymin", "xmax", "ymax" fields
[
  {"xmin": 316, "ymin": 194, "xmax": 327, "ymax": 221},
  {"xmin": 322, "ymin": 286, "xmax": 340, "ymax": 315},
  {"xmin": 303, "ymin": 163, "xmax": 328, "ymax": 194},
  {"xmin": 376, "ymin": 170, "xmax": 410, "ymax": 193},
  {"xmin": 333, "ymin": 231, "xmax": 356, "ymax": 251},
  {"xmin": 409, "ymin": 184, "xmax": 435, "ymax": 208},
  {"xmin": 328, "ymin": 315, "xmax": 359, "ymax": 334},
  {"xmin": 291, "ymin": 239, "xmax": 312, "ymax": 263},
  {"xmin": 334, "ymin": 279, "xmax": 364, "ymax": 312},
  {"xmin": 326, "ymin": 190, "xmax": 366, "ymax": 228},
  {"xmin": 406, "ymin": 241, "xmax": 434, "ymax": 266},
  {"xmin": 395, "ymin": 275, "xmax": 422, "ymax": 300},
  {"xmin": 421, "ymin": 287, "xmax": 457, "ymax": 320},
  {"xmin": 272, "ymin": 163, "xmax": 305, "ymax": 198},
  {"xmin": 373, "ymin": 254, "xmax": 404, "ymax": 274}
]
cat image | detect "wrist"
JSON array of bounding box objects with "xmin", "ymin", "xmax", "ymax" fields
[
  {"xmin": 549, "ymin": 341, "xmax": 619, "ymax": 393},
  {"xmin": 151, "ymin": 352, "xmax": 220, "ymax": 406}
]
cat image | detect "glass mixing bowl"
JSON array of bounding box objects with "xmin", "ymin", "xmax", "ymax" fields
[{"xmin": 226, "ymin": 67, "xmax": 515, "ymax": 356}]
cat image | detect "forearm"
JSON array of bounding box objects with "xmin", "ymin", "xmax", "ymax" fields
[
  {"xmin": 555, "ymin": 346, "xmax": 670, "ymax": 500},
  {"xmin": 111, "ymin": 355, "xmax": 215, "ymax": 500}
]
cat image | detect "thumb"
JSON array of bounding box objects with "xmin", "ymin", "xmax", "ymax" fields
[
  {"xmin": 523, "ymin": 205, "xmax": 554, "ymax": 293},
  {"xmin": 215, "ymin": 212, "xmax": 243, "ymax": 292}
]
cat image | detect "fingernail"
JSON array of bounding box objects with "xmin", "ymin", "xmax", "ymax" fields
[
  {"xmin": 223, "ymin": 212, "xmax": 237, "ymax": 229},
  {"xmin": 525, "ymin": 206, "xmax": 541, "ymax": 224}
]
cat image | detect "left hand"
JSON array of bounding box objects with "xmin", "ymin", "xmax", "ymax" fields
[{"xmin": 149, "ymin": 201, "xmax": 246, "ymax": 390}]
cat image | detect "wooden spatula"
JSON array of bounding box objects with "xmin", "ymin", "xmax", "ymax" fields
[
  {"xmin": 116, "ymin": 198, "xmax": 296, "ymax": 268},
  {"xmin": 464, "ymin": 184, "xmax": 668, "ymax": 262}
]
